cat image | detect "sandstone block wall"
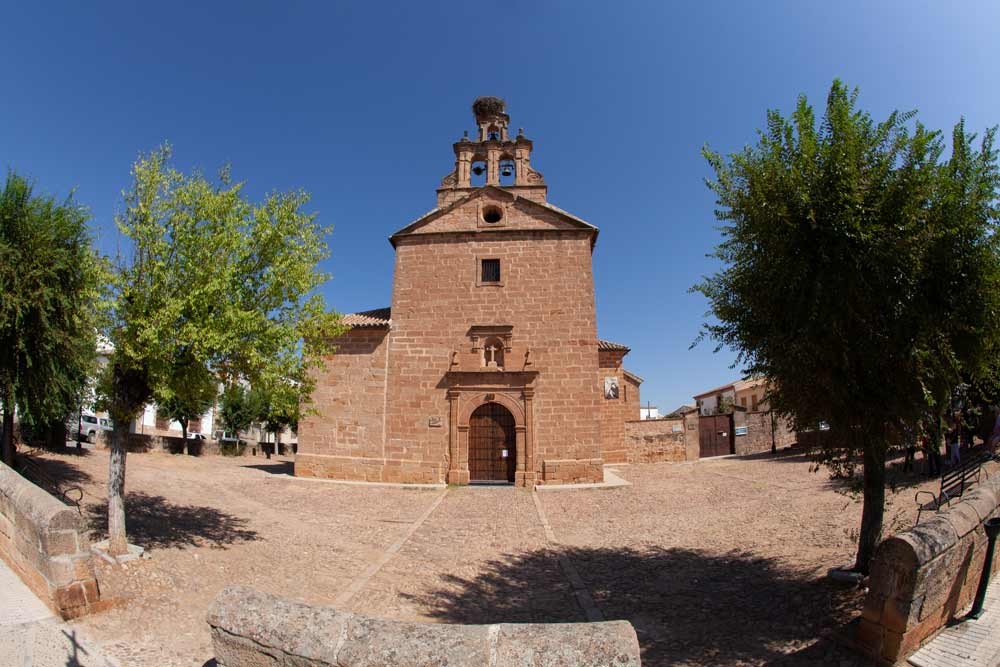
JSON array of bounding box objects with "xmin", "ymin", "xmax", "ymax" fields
[
  {"xmin": 390, "ymin": 217, "xmax": 602, "ymax": 484},
  {"xmin": 623, "ymin": 419, "xmax": 689, "ymax": 463},
  {"xmin": 207, "ymin": 585, "xmax": 641, "ymax": 667},
  {"xmin": 0, "ymin": 461, "xmax": 105, "ymax": 619},
  {"xmin": 297, "ymin": 328, "xmax": 393, "ymax": 481},
  {"xmin": 599, "ymin": 349, "xmax": 640, "ymax": 464},
  {"xmin": 731, "ymin": 411, "xmax": 796, "ymax": 456},
  {"xmin": 857, "ymin": 472, "xmax": 1000, "ymax": 664}
]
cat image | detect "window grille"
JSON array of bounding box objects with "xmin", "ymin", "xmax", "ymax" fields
[{"xmin": 481, "ymin": 258, "xmax": 501, "ymax": 283}]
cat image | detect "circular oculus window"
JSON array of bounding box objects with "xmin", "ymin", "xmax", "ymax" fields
[{"xmin": 482, "ymin": 205, "xmax": 503, "ymax": 224}]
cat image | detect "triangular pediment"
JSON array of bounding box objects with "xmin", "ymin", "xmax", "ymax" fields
[{"xmin": 389, "ymin": 186, "xmax": 598, "ymax": 247}]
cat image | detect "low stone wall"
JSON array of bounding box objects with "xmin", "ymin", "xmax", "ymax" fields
[
  {"xmin": 732, "ymin": 411, "xmax": 796, "ymax": 456},
  {"xmin": 207, "ymin": 586, "xmax": 641, "ymax": 667},
  {"xmin": 795, "ymin": 429, "xmax": 836, "ymax": 450},
  {"xmin": 857, "ymin": 473, "xmax": 1000, "ymax": 664},
  {"xmin": 540, "ymin": 458, "xmax": 604, "ymax": 485},
  {"xmin": 623, "ymin": 419, "xmax": 690, "ymax": 463},
  {"xmin": 0, "ymin": 461, "xmax": 105, "ymax": 619},
  {"xmin": 95, "ymin": 432, "xmax": 222, "ymax": 456},
  {"xmin": 296, "ymin": 453, "xmax": 444, "ymax": 484}
]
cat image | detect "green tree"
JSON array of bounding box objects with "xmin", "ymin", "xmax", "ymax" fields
[
  {"xmin": 154, "ymin": 353, "xmax": 218, "ymax": 446},
  {"xmin": 253, "ymin": 380, "xmax": 302, "ymax": 454},
  {"xmin": 217, "ymin": 384, "xmax": 262, "ymax": 439},
  {"xmin": 102, "ymin": 146, "xmax": 341, "ymax": 555},
  {"xmin": 696, "ymin": 80, "xmax": 1000, "ymax": 572},
  {"xmin": 0, "ymin": 172, "xmax": 103, "ymax": 465}
]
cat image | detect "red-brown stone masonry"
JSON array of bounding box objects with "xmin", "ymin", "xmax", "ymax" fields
[
  {"xmin": 598, "ymin": 350, "xmax": 641, "ymax": 463},
  {"xmin": 389, "ymin": 223, "xmax": 602, "ymax": 483},
  {"xmin": 418, "ymin": 192, "xmax": 576, "ymax": 235},
  {"xmin": 298, "ymin": 329, "xmax": 388, "ymax": 463}
]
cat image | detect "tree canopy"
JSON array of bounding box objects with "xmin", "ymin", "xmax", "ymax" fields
[
  {"xmin": 0, "ymin": 172, "xmax": 103, "ymax": 464},
  {"xmin": 100, "ymin": 145, "xmax": 342, "ymax": 554},
  {"xmin": 217, "ymin": 384, "xmax": 262, "ymax": 437},
  {"xmin": 154, "ymin": 351, "xmax": 218, "ymax": 443},
  {"xmin": 696, "ymin": 80, "xmax": 1000, "ymax": 571}
]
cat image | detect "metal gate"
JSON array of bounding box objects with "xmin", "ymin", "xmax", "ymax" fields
[
  {"xmin": 699, "ymin": 414, "xmax": 734, "ymax": 458},
  {"xmin": 469, "ymin": 402, "xmax": 516, "ymax": 482}
]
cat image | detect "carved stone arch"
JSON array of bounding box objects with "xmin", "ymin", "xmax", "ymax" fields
[{"xmin": 458, "ymin": 391, "xmax": 525, "ymax": 429}]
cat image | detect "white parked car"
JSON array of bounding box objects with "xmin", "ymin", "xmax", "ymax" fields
[{"xmin": 187, "ymin": 432, "xmax": 206, "ymax": 440}]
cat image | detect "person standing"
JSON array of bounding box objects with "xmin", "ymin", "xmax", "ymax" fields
[
  {"xmin": 924, "ymin": 430, "xmax": 942, "ymax": 477},
  {"xmin": 988, "ymin": 406, "xmax": 1000, "ymax": 459},
  {"xmin": 947, "ymin": 411, "xmax": 962, "ymax": 466}
]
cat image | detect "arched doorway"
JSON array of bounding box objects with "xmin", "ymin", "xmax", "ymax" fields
[{"xmin": 468, "ymin": 402, "xmax": 516, "ymax": 483}]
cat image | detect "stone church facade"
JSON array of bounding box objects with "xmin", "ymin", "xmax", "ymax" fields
[{"xmin": 297, "ymin": 97, "xmax": 641, "ymax": 486}]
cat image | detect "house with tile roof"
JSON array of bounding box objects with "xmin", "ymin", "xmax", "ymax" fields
[
  {"xmin": 297, "ymin": 97, "xmax": 642, "ymax": 486},
  {"xmin": 693, "ymin": 377, "xmax": 770, "ymax": 416}
]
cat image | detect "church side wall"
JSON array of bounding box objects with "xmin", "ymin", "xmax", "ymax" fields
[
  {"xmin": 296, "ymin": 329, "xmax": 391, "ymax": 481},
  {"xmin": 389, "ymin": 226, "xmax": 602, "ymax": 485},
  {"xmin": 598, "ymin": 350, "xmax": 640, "ymax": 464}
]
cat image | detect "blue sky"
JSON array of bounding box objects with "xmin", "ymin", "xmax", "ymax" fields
[{"xmin": 2, "ymin": 2, "xmax": 998, "ymax": 412}]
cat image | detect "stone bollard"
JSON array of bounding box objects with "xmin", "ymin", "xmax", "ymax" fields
[{"xmin": 207, "ymin": 586, "xmax": 642, "ymax": 666}]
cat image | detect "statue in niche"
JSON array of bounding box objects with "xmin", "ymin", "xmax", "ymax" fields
[{"xmin": 483, "ymin": 338, "xmax": 504, "ymax": 369}]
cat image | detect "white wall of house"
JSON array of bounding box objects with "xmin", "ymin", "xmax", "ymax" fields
[
  {"xmin": 136, "ymin": 403, "xmax": 215, "ymax": 435},
  {"xmin": 696, "ymin": 388, "xmax": 735, "ymax": 416},
  {"xmin": 639, "ymin": 406, "xmax": 661, "ymax": 420}
]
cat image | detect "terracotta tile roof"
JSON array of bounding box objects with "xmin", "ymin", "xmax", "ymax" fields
[
  {"xmin": 622, "ymin": 369, "xmax": 644, "ymax": 384},
  {"xmin": 598, "ymin": 339, "xmax": 630, "ymax": 352},
  {"xmin": 692, "ymin": 376, "xmax": 767, "ymax": 399},
  {"xmin": 733, "ymin": 377, "xmax": 767, "ymax": 392},
  {"xmin": 341, "ymin": 307, "xmax": 391, "ymax": 328}
]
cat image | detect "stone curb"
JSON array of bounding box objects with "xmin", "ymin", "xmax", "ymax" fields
[{"xmin": 207, "ymin": 585, "xmax": 641, "ymax": 667}]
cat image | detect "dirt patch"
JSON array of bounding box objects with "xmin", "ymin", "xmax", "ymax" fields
[{"xmin": 25, "ymin": 446, "xmax": 974, "ymax": 667}]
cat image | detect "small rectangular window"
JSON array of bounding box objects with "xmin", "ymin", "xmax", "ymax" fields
[{"xmin": 481, "ymin": 258, "xmax": 501, "ymax": 283}]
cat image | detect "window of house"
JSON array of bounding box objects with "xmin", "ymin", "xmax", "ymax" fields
[
  {"xmin": 751, "ymin": 394, "xmax": 759, "ymax": 411},
  {"xmin": 481, "ymin": 258, "xmax": 501, "ymax": 283},
  {"xmin": 741, "ymin": 397, "xmax": 747, "ymax": 408},
  {"xmin": 155, "ymin": 416, "xmax": 169, "ymax": 431}
]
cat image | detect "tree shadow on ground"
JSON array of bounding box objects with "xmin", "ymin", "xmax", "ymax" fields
[
  {"xmin": 241, "ymin": 462, "xmax": 294, "ymax": 476},
  {"xmin": 729, "ymin": 447, "xmax": 811, "ymax": 464},
  {"xmin": 85, "ymin": 492, "xmax": 259, "ymax": 550},
  {"xmin": 404, "ymin": 546, "xmax": 867, "ymax": 667},
  {"xmin": 20, "ymin": 454, "xmax": 93, "ymax": 487}
]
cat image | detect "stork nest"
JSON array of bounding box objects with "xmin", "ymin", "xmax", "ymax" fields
[{"xmin": 472, "ymin": 96, "xmax": 506, "ymax": 118}]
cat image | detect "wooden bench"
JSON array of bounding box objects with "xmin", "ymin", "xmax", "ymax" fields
[
  {"xmin": 13, "ymin": 449, "xmax": 84, "ymax": 512},
  {"xmin": 914, "ymin": 452, "xmax": 991, "ymax": 524}
]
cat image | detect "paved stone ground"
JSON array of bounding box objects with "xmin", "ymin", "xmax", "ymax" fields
[
  {"xmin": 351, "ymin": 485, "xmax": 584, "ymax": 625},
  {"xmin": 0, "ymin": 557, "xmax": 116, "ymax": 667},
  {"xmin": 18, "ymin": 446, "xmax": 984, "ymax": 667},
  {"xmin": 908, "ymin": 576, "xmax": 1000, "ymax": 667}
]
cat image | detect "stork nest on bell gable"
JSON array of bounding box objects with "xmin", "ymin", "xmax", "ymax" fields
[{"xmin": 472, "ymin": 96, "xmax": 506, "ymax": 118}]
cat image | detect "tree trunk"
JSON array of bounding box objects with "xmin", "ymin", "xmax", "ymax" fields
[
  {"xmin": 107, "ymin": 422, "xmax": 130, "ymax": 556},
  {"xmin": 2, "ymin": 402, "xmax": 14, "ymax": 467},
  {"xmin": 181, "ymin": 420, "xmax": 188, "ymax": 455},
  {"xmin": 855, "ymin": 442, "xmax": 886, "ymax": 574}
]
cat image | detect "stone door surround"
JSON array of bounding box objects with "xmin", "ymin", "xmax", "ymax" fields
[{"xmin": 444, "ymin": 370, "xmax": 537, "ymax": 487}]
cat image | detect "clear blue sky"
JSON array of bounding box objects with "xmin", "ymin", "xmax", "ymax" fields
[{"xmin": 2, "ymin": 2, "xmax": 998, "ymax": 412}]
